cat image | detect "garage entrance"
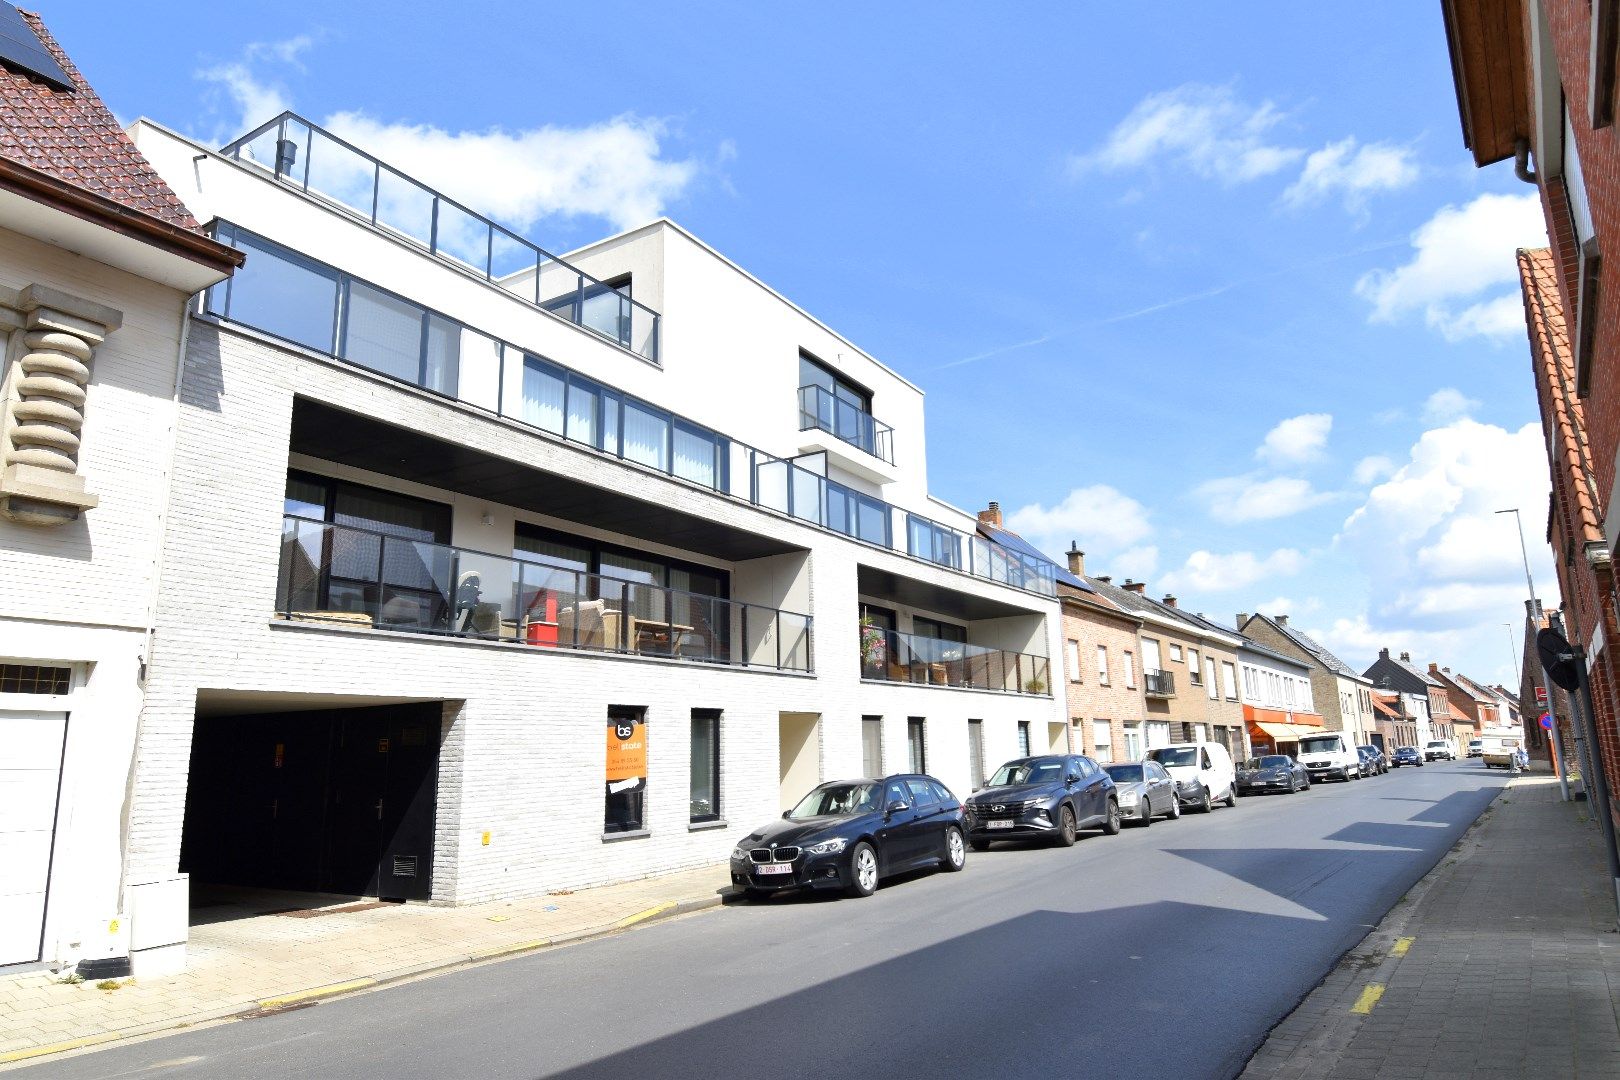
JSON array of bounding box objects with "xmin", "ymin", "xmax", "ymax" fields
[
  {"xmin": 0, "ymin": 711, "xmax": 67, "ymax": 966},
  {"xmin": 181, "ymin": 702, "xmax": 440, "ymax": 902}
]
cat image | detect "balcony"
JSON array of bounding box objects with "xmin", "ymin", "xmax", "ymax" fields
[
  {"xmin": 797, "ymin": 384, "xmax": 895, "ymax": 482},
  {"xmin": 221, "ymin": 113, "xmax": 660, "ymax": 363},
  {"xmin": 276, "ymin": 516, "xmax": 812, "ymax": 672},
  {"xmin": 205, "ymin": 224, "xmax": 1060, "ymax": 600},
  {"xmin": 859, "ymin": 625, "xmax": 1051, "ymax": 696},
  {"xmin": 1144, "ymin": 669, "xmax": 1175, "ymax": 697}
]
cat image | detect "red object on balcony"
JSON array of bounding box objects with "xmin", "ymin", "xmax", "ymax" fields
[{"xmin": 526, "ymin": 593, "xmax": 559, "ymax": 646}]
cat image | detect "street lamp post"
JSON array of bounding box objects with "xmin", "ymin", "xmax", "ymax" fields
[{"xmin": 1497, "ymin": 507, "xmax": 1570, "ymax": 800}]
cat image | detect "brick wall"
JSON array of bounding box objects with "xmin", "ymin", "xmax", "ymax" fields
[{"xmin": 1059, "ymin": 594, "xmax": 1146, "ymax": 762}]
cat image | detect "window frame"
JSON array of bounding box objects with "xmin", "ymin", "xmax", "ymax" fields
[
  {"xmin": 689, "ymin": 709, "xmax": 721, "ymax": 824},
  {"xmin": 1066, "ymin": 638, "xmax": 1082, "ymax": 683}
]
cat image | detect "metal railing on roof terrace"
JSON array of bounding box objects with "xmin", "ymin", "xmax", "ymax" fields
[
  {"xmin": 222, "ymin": 112, "xmax": 661, "ymax": 363},
  {"xmin": 797, "ymin": 384, "xmax": 895, "ymax": 465}
]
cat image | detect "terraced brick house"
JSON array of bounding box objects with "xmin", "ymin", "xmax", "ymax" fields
[
  {"xmin": 1057, "ymin": 545, "xmax": 1147, "ymax": 764},
  {"xmin": 1237, "ymin": 612, "xmax": 1375, "ymax": 748},
  {"xmin": 1364, "ymin": 648, "xmax": 1449, "ymax": 748}
]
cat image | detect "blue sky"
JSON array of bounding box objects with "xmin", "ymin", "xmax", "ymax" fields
[{"xmin": 49, "ymin": 1, "xmax": 1555, "ymax": 689}]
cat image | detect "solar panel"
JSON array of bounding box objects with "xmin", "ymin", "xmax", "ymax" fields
[{"xmin": 0, "ymin": 4, "xmax": 73, "ymax": 92}]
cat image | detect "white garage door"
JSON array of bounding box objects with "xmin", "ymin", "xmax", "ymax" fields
[{"xmin": 0, "ymin": 712, "xmax": 67, "ymax": 966}]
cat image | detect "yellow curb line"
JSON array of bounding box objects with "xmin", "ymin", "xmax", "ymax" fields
[
  {"xmin": 615, "ymin": 901, "xmax": 677, "ymax": 929},
  {"xmin": 258, "ymin": 978, "xmax": 377, "ymax": 1009},
  {"xmin": 0, "ymin": 1032, "xmax": 122, "ymax": 1064},
  {"xmin": 1349, "ymin": 983, "xmax": 1386, "ymax": 1015},
  {"xmin": 470, "ymin": 938, "xmax": 551, "ymax": 961},
  {"xmin": 1390, "ymin": 936, "xmax": 1414, "ymax": 958}
]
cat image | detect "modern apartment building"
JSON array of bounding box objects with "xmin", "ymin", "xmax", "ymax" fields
[
  {"xmin": 1058, "ymin": 546, "xmax": 1148, "ymax": 764},
  {"xmin": 1237, "ymin": 612, "xmax": 1374, "ymax": 747},
  {"xmin": 107, "ymin": 110, "xmax": 1064, "ymax": 970},
  {"xmin": 0, "ymin": 8, "xmax": 240, "ymax": 974}
]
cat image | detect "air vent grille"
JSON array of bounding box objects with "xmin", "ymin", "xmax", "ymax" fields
[{"xmin": 392, "ymin": 855, "xmax": 418, "ymax": 878}]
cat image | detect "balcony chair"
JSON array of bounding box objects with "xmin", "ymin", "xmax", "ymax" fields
[
  {"xmin": 452, "ymin": 571, "xmax": 503, "ymax": 639},
  {"xmin": 558, "ymin": 599, "xmax": 619, "ymax": 649}
]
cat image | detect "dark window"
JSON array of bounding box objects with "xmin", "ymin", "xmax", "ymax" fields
[
  {"xmin": 907, "ymin": 718, "xmax": 927, "ymax": 773},
  {"xmin": 799, "ymin": 353, "xmax": 871, "ymax": 411},
  {"xmin": 690, "ymin": 710, "xmax": 720, "ymax": 823},
  {"xmin": 0, "ymin": 664, "xmax": 71, "ymax": 694},
  {"xmin": 605, "ymin": 706, "xmax": 647, "ymax": 834},
  {"xmin": 862, "ymin": 716, "xmax": 883, "ymax": 777},
  {"xmin": 929, "ymin": 780, "xmax": 955, "ymax": 806},
  {"xmin": 213, "ymin": 227, "xmax": 340, "ymax": 354},
  {"xmin": 913, "ymin": 617, "xmax": 967, "ymax": 644},
  {"xmin": 905, "ymin": 514, "xmax": 961, "ymax": 568},
  {"xmin": 827, "ymin": 481, "xmax": 890, "ymax": 546},
  {"xmin": 905, "ymin": 778, "xmax": 937, "ymax": 807},
  {"xmin": 886, "ymin": 780, "xmax": 909, "ymax": 807}
]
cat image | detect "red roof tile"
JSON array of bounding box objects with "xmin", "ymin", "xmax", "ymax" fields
[{"xmin": 0, "ymin": 9, "xmax": 201, "ymax": 232}]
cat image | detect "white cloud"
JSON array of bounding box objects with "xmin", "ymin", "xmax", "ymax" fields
[
  {"xmin": 1197, "ymin": 475, "xmax": 1339, "ymax": 524},
  {"xmin": 326, "ymin": 111, "xmax": 700, "ymax": 232},
  {"xmin": 1258, "ymin": 413, "xmax": 1332, "ymax": 466},
  {"xmin": 197, "ymin": 38, "xmax": 706, "ymax": 233},
  {"xmin": 1352, "ymin": 455, "xmax": 1396, "ymax": 485},
  {"xmin": 1161, "ymin": 548, "xmax": 1307, "ymax": 593},
  {"xmin": 1112, "ymin": 545, "xmax": 1161, "ymax": 582},
  {"xmin": 1071, "ymin": 83, "xmax": 1303, "ymax": 184},
  {"xmin": 1337, "ymin": 417, "xmax": 1555, "ymax": 636},
  {"xmin": 1422, "ymin": 387, "xmax": 1482, "ymax": 424},
  {"xmin": 1252, "ymin": 596, "xmax": 1322, "ymax": 619},
  {"xmin": 1282, "ymin": 138, "xmax": 1419, "ymax": 211},
  {"xmin": 1006, "ymin": 485, "xmax": 1153, "ymax": 566},
  {"xmin": 1355, "ymin": 192, "xmax": 1546, "ymax": 341}
]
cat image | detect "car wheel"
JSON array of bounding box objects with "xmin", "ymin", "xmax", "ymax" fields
[
  {"xmin": 1224, "ymin": 785, "xmax": 1238, "ymax": 808},
  {"xmin": 941, "ymin": 827, "xmax": 967, "ymax": 872},
  {"xmin": 1101, "ymin": 798, "xmax": 1122, "ymax": 835},
  {"xmin": 1055, "ymin": 804, "xmax": 1078, "ymax": 846},
  {"xmin": 1167, "ymin": 795, "xmax": 1181, "ymax": 819},
  {"xmin": 846, "ymin": 841, "xmax": 879, "ymax": 898},
  {"xmin": 1289, "ymin": 777, "xmax": 1299, "ymax": 794},
  {"xmin": 970, "ymin": 837, "xmax": 991, "ymax": 852},
  {"xmin": 1199, "ymin": 789, "xmax": 1213, "ymax": 814},
  {"xmin": 1137, "ymin": 797, "xmax": 1153, "ymax": 828}
]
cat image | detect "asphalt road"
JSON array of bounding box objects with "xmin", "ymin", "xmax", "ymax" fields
[{"xmin": 26, "ymin": 760, "xmax": 1508, "ymax": 1080}]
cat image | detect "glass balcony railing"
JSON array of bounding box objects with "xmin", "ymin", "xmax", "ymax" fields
[
  {"xmin": 221, "ymin": 112, "xmax": 660, "ymax": 363},
  {"xmin": 797, "ymin": 384, "xmax": 895, "ymax": 465},
  {"xmin": 859, "ymin": 626, "xmax": 1051, "ymax": 696},
  {"xmin": 276, "ymin": 516, "xmax": 813, "ymax": 672},
  {"xmin": 204, "ymin": 224, "xmax": 1060, "ymax": 600}
]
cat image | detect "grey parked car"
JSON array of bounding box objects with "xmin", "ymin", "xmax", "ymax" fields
[{"xmin": 1102, "ymin": 761, "xmax": 1180, "ymax": 826}]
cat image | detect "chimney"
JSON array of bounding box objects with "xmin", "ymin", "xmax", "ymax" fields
[
  {"xmin": 1096, "ymin": 575, "xmax": 1113, "ymax": 584},
  {"xmin": 1162, "ymin": 594, "xmax": 1178, "ymax": 608},
  {"xmin": 1236, "ymin": 612, "xmax": 1250, "ymax": 628},
  {"xmin": 1399, "ymin": 651, "xmax": 1411, "ymax": 662},
  {"xmin": 1124, "ymin": 579, "xmax": 1147, "ymax": 594},
  {"xmin": 1067, "ymin": 542, "xmax": 1085, "ymax": 578},
  {"xmin": 1275, "ymin": 614, "xmax": 1289, "ymax": 626},
  {"xmin": 1379, "ymin": 647, "xmax": 1390, "ymax": 659},
  {"xmin": 1428, "ymin": 662, "xmax": 1440, "ymax": 674},
  {"xmin": 978, "ymin": 501, "xmax": 1003, "ymax": 528}
]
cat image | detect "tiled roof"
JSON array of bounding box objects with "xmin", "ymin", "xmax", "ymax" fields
[
  {"xmin": 1520, "ymin": 247, "xmax": 1603, "ymax": 547},
  {"xmin": 1370, "ymin": 693, "xmax": 1401, "ymax": 719},
  {"xmin": 1235, "ymin": 637, "xmax": 1312, "ymax": 671},
  {"xmin": 1250, "ymin": 614, "xmax": 1364, "ymax": 680},
  {"xmin": 0, "ymin": 9, "xmax": 202, "ymax": 231},
  {"xmin": 1083, "ymin": 578, "xmax": 1168, "ymax": 619}
]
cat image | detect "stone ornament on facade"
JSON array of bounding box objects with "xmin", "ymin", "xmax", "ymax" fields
[{"xmin": 0, "ymin": 283, "xmax": 122, "ymax": 525}]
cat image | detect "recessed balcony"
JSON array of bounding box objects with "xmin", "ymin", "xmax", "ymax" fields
[
  {"xmin": 276, "ymin": 516, "xmax": 813, "ymax": 672},
  {"xmin": 858, "ymin": 624, "xmax": 1051, "ymax": 696}
]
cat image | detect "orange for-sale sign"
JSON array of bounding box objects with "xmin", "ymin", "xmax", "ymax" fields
[{"xmin": 606, "ymin": 716, "xmax": 647, "ymax": 782}]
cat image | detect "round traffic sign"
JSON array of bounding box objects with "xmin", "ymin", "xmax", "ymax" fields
[{"xmin": 1540, "ymin": 713, "xmax": 1554, "ymax": 730}]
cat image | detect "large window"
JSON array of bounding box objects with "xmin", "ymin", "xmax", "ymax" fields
[
  {"xmin": 799, "ymin": 353, "xmax": 881, "ymax": 457},
  {"xmin": 1092, "ymin": 719, "xmax": 1113, "ymax": 762},
  {"xmin": 212, "ymin": 228, "xmax": 339, "ymax": 354},
  {"xmin": 827, "ymin": 481, "xmax": 889, "ymax": 546},
  {"xmin": 862, "ymin": 716, "xmax": 884, "ymax": 777},
  {"xmin": 906, "ymin": 514, "xmax": 962, "ymax": 569},
  {"xmin": 913, "ymin": 617, "xmax": 967, "ymax": 644},
  {"xmin": 605, "ymin": 706, "xmax": 647, "ymax": 835},
  {"xmin": 907, "ymin": 718, "xmax": 927, "ymax": 773},
  {"xmin": 1187, "ymin": 648, "xmax": 1201, "ymax": 684},
  {"xmin": 1124, "ymin": 650, "xmax": 1136, "ymax": 689},
  {"xmin": 1206, "ymin": 658, "xmax": 1219, "ymax": 701},
  {"xmin": 1122, "ymin": 722, "xmax": 1143, "ymax": 761},
  {"xmin": 1067, "ymin": 639, "xmax": 1082, "ymax": 683},
  {"xmin": 1222, "ymin": 661, "xmax": 1238, "ymax": 700},
  {"xmin": 1097, "ymin": 645, "xmax": 1110, "ymax": 685},
  {"xmin": 690, "ymin": 710, "xmax": 720, "ymax": 823}
]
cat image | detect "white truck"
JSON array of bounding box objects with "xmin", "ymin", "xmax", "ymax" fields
[
  {"xmin": 1479, "ymin": 731, "xmax": 1523, "ymax": 770},
  {"xmin": 1296, "ymin": 732, "xmax": 1362, "ymax": 783}
]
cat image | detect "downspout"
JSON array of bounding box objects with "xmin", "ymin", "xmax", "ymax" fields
[{"xmin": 1515, "ymin": 137, "xmax": 1539, "ymax": 184}]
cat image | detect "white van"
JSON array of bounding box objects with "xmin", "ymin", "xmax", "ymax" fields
[
  {"xmin": 1148, "ymin": 741, "xmax": 1237, "ymax": 813},
  {"xmin": 1296, "ymin": 731, "xmax": 1362, "ymax": 782}
]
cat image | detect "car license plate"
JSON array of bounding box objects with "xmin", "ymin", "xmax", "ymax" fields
[
  {"xmin": 987, "ymin": 819, "xmax": 1014, "ymax": 830},
  {"xmin": 755, "ymin": 863, "xmax": 792, "ymax": 876}
]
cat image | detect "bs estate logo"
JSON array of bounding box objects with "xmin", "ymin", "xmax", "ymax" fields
[{"xmin": 615, "ymin": 721, "xmax": 636, "ymax": 741}]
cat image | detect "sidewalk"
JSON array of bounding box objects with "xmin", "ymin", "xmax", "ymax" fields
[
  {"xmin": 1242, "ymin": 772, "xmax": 1620, "ymax": 1080},
  {"xmin": 0, "ymin": 862, "xmax": 732, "ymax": 1067}
]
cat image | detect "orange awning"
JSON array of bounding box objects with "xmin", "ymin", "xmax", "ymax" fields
[{"xmin": 1250, "ymin": 720, "xmax": 1318, "ymax": 742}]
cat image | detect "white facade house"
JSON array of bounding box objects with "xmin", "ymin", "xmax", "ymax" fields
[
  {"xmin": 0, "ymin": 10, "xmax": 240, "ymax": 977},
  {"xmin": 110, "ymin": 112, "xmax": 1065, "ymax": 970}
]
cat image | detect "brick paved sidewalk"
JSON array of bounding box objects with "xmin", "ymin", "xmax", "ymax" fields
[
  {"xmin": 1242, "ymin": 773, "xmax": 1620, "ymax": 1080},
  {"xmin": 0, "ymin": 862, "xmax": 731, "ymax": 1067}
]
